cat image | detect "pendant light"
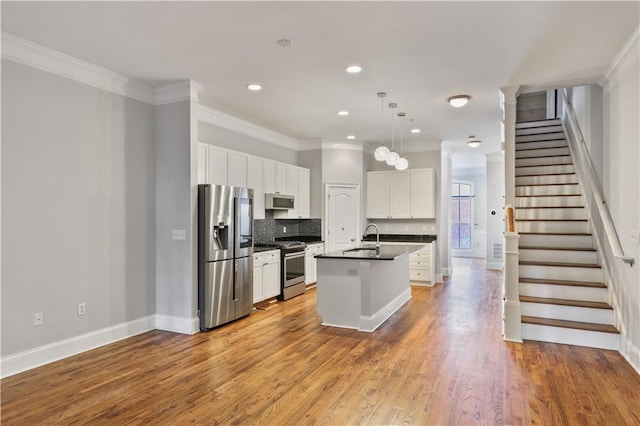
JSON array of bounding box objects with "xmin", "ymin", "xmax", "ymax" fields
[
  {"xmin": 395, "ymin": 113, "xmax": 409, "ymax": 170},
  {"xmin": 374, "ymin": 92, "xmax": 390, "ymax": 161},
  {"xmin": 386, "ymin": 103, "xmax": 399, "ymax": 166}
]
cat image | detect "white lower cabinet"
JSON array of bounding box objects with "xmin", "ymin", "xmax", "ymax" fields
[
  {"xmin": 305, "ymin": 242, "xmax": 325, "ymax": 284},
  {"xmin": 253, "ymin": 250, "xmax": 281, "ymax": 303},
  {"xmin": 409, "ymin": 244, "xmax": 431, "ymax": 283}
]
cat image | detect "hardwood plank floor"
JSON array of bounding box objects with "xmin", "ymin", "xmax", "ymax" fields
[{"xmin": 2, "ymin": 257, "xmax": 639, "ymax": 425}]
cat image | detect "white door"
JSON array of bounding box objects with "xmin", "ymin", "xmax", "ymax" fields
[{"xmin": 326, "ymin": 184, "xmax": 359, "ymax": 252}]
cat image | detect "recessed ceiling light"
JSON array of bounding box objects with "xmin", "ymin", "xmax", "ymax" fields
[
  {"xmin": 247, "ymin": 84, "xmax": 262, "ymax": 91},
  {"xmin": 410, "ymin": 128, "xmax": 421, "ymax": 134},
  {"xmin": 347, "ymin": 135, "xmax": 356, "ymax": 140},
  {"xmin": 346, "ymin": 65, "xmax": 362, "ymax": 74},
  {"xmin": 338, "ymin": 111, "xmax": 349, "ymax": 116},
  {"xmin": 448, "ymin": 95, "xmax": 471, "ymax": 108}
]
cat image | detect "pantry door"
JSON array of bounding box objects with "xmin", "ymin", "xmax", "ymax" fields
[{"xmin": 325, "ymin": 184, "xmax": 360, "ymax": 252}]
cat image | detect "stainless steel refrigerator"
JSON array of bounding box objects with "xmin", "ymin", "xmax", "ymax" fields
[{"xmin": 198, "ymin": 184, "xmax": 254, "ymax": 331}]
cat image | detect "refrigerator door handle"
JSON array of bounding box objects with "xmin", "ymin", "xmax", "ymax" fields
[{"xmin": 234, "ymin": 261, "xmax": 239, "ymax": 301}]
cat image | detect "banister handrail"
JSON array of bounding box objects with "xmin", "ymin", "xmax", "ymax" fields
[{"xmin": 560, "ymin": 88, "xmax": 634, "ymax": 267}]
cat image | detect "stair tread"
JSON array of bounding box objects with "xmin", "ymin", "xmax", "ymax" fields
[
  {"xmin": 516, "ymin": 163, "xmax": 573, "ymax": 168},
  {"xmin": 517, "ymin": 172, "xmax": 577, "ymax": 177},
  {"xmin": 515, "ymin": 154, "xmax": 570, "ymax": 159},
  {"xmin": 516, "ymin": 219, "xmax": 587, "ymax": 222},
  {"xmin": 516, "ymin": 146, "xmax": 568, "ymax": 152},
  {"xmin": 520, "ymin": 260, "xmax": 601, "ymax": 269},
  {"xmin": 519, "ymin": 245, "xmax": 596, "ymax": 252},
  {"xmin": 519, "ymin": 277, "xmax": 606, "ymax": 288},
  {"xmin": 516, "ymin": 206, "xmax": 584, "ymax": 209},
  {"xmin": 516, "ymin": 118, "xmax": 561, "ymax": 125},
  {"xmin": 516, "ymin": 137, "xmax": 566, "ymax": 143},
  {"xmin": 521, "ymin": 316, "xmax": 619, "ymax": 334},
  {"xmin": 520, "ymin": 296, "xmax": 612, "ymax": 310},
  {"xmin": 516, "ymin": 194, "xmax": 582, "ymax": 198},
  {"xmin": 519, "ymin": 232, "xmax": 592, "ymax": 235},
  {"xmin": 516, "ymin": 183, "xmax": 578, "ymax": 187}
]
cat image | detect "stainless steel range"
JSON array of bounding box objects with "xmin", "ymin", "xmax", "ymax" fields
[{"xmin": 256, "ymin": 240, "xmax": 307, "ymax": 300}]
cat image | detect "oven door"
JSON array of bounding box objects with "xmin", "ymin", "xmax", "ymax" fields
[{"xmin": 283, "ymin": 251, "xmax": 305, "ymax": 288}]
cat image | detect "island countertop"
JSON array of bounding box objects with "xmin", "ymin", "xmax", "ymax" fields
[{"xmin": 316, "ymin": 244, "xmax": 421, "ymax": 261}]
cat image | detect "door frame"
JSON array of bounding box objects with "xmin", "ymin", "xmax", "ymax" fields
[
  {"xmin": 323, "ymin": 183, "xmax": 361, "ymax": 253},
  {"xmin": 451, "ymin": 179, "xmax": 476, "ymax": 258}
]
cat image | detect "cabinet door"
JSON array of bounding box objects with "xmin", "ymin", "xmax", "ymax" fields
[
  {"xmin": 253, "ymin": 265, "xmax": 264, "ymax": 303},
  {"xmin": 263, "ymin": 160, "xmax": 276, "ymax": 194},
  {"xmin": 263, "ymin": 260, "xmax": 281, "ymax": 299},
  {"xmin": 207, "ymin": 147, "xmax": 228, "ymax": 185},
  {"xmin": 367, "ymin": 172, "xmax": 390, "ymax": 218},
  {"xmin": 305, "ymin": 253, "xmax": 316, "ymax": 284},
  {"xmin": 286, "ymin": 166, "xmax": 299, "ymax": 218},
  {"xmin": 410, "ymin": 168, "xmax": 435, "ymax": 218},
  {"xmin": 275, "ymin": 163, "xmax": 287, "ymax": 193},
  {"xmin": 197, "ymin": 143, "xmax": 208, "ymax": 184},
  {"xmin": 247, "ymin": 157, "xmax": 265, "ymax": 220},
  {"xmin": 297, "ymin": 168, "xmax": 311, "ymax": 219},
  {"xmin": 389, "ymin": 171, "xmax": 411, "ymax": 218},
  {"xmin": 228, "ymin": 153, "xmax": 248, "ymax": 187}
]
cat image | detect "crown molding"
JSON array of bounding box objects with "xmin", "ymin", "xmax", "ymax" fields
[
  {"xmin": 297, "ymin": 139, "xmax": 324, "ymax": 151},
  {"xmin": 198, "ymin": 104, "xmax": 299, "ymax": 151},
  {"xmin": 321, "ymin": 140, "xmax": 364, "ymax": 152},
  {"xmin": 155, "ymin": 80, "xmax": 203, "ymax": 105},
  {"xmin": 599, "ymin": 27, "xmax": 639, "ymax": 89},
  {"xmin": 1, "ymin": 32, "xmax": 156, "ymax": 104}
]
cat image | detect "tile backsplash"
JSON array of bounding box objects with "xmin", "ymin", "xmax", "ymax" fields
[{"xmin": 254, "ymin": 210, "xmax": 321, "ymax": 244}]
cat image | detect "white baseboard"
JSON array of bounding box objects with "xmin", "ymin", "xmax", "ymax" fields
[
  {"xmin": 1, "ymin": 316, "xmax": 155, "ymax": 378},
  {"xmin": 621, "ymin": 335, "xmax": 640, "ymax": 376},
  {"xmin": 359, "ymin": 288, "xmax": 412, "ymax": 332},
  {"xmin": 486, "ymin": 261, "xmax": 504, "ymax": 270},
  {"xmin": 155, "ymin": 314, "xmax": 200, "ymax": 335}
]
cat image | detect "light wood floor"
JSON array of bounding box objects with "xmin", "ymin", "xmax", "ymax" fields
[{"xmin": 2, "ymin": 258, "xmax": 639, "ymax": 425}]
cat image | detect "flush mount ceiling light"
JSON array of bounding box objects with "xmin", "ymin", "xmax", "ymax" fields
[
  {"xmin": 467, "ymin": 135, "xmax": 482, "ymax": 148},
  {"xmin": 448, "ymin": 95, "xmax": 471, "ymax": 108},
  {"xmin": 247, "ymin": 84, "xmax": 262, "ymax": 91},
  {"xmin": 374, "ymin": 92, "xmax": 390, "ymax": 161},
  {"xmin": 347, "ymin": 135, "xmax": 356, "ymax": 140},
  {"xmin": 338, "ymin": 110, "xmax": 349, "ymax": 116},
  {"xmin": 346, "ymin": 65, "xmax": 362, "ymax": 74},
  {"xmin": 386, "ymin": 103, "xmax": 399, "ymax": 166}
]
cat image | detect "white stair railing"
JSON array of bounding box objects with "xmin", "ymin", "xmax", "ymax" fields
[{"xmin": 560, "ymin": 89, "xmax": 634, "ymax": 267}]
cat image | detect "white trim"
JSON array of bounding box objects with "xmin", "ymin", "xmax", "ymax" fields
[
  {"xmin": 599, "ymin": 27, "xmax": 640, "ymax": 88},
  {"xmin": 1, "ymin": 32, "xmax": 155, "ymax": 104},
  {"xmin": 486, "ymin": 261, "xmax": 504, "ymax": 270},
  {"xmin": 621, "ymin": 335, "xmax": 640, "ymax": 376},
  {"xmin": 358, "ymin": 288, "xmax": 412, "ymax": 332},
  {"xmin": 0, "ymin": 316, "xmax": 155, "ymax": 378},
  {"xmin": 155, "ymin": 314, "xmax": 200, "ymax": 335},
  {"xmin": 321, "ymin": 140, "xmax": 364, "ymax": 151},
  {"xmin": 198, "ymin": 104, "xmax": 299, "ymax": 151},
  {"xmin": 155, "ymin": 80, "xmax": 203, "ymax": 105}
]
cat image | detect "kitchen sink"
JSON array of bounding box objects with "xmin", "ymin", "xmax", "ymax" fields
[{"xmin": 344, "ymin": 247, "xmax": 378, "ymax": 253}]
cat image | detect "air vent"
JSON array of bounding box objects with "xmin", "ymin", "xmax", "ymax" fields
[{"xmin": 493, "ymin": 243, "xmax": 503, "ymax": 261}]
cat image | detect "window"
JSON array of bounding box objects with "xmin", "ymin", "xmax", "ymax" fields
[{"xmin": 451, "ymin": 182, "xmax": 472, "ymax": 249}]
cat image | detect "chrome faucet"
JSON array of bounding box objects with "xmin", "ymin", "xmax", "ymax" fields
[{"xmin": 364, "ymin": 223, "xmax": 380, "ymax": 248}]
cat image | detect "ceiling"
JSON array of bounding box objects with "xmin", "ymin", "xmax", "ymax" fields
[{"xmin": 2, "ymin": 1, "xmax": 638, "ymax": 168}]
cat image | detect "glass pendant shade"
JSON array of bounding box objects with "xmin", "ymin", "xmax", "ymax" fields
[
  {"xmin": 395, "ymin": 157, "xmax": 408, "ymax": 170},
  {"xmin": 375, "ymin": 145, "xmax": 390, "ymax": 161},
  {"xmin": 386, "ymin": 151, "xmax": 399, "ymax": 166}
]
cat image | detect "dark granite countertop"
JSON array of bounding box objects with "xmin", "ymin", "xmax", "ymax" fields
[
  {"xmin": 253, "ymin": 246, "xmax": 281, "ymax": 253},
  {"xmin": 275, "ymin": 236, "xmax": 323, "ymax": 244},
  {"xmin": 362, "ymin": 234, "xmax": 437, "ymax": 243},
  {"xmin": 316, "ymin": 244, "xmax": 421, "ymax": 261}
]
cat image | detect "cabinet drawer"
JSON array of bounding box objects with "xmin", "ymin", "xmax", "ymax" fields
[
  {"xmin": 410, "ymin": 269, "xmax": 430, "ymax": 281},
  {"xmin": 410, "ymin": 259, "xmax": 430, "ymax": 269},
  {"xmin": 263, "ymin": 251, "xmax": 280, "ymax": 261}
]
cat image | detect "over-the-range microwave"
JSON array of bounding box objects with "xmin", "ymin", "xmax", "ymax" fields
[{"xmin": 265, "ymin": 193, "xmax": 295, "ymax": 210}]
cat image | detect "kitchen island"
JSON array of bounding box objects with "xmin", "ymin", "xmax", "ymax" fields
[{"xmin": 315, "ymin": 244, "xmax": 420, "ymax": 332}]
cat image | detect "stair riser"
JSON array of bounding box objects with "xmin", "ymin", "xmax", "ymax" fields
[
  {"xmin": 519, "ymin": 283, "xmax": 607, "ymax": 302},
  {"xmin": 516, "ymin": 196, "xmax": 583, "ymax": 207},
  {"xmin": 522, "ymin": 324, "xmax": 620, "ymax": 350},
  {"xmin": 519, "ymin": 249, "xmax": 598, "ymax": 264},
  {"xmin": 516, "ymin": 174, "xmax": 578, "ymax": 185},
  {"xmin": 516, "ymin": 140, "xmax": 568, "ymax": 151},
  {"xmin": 516, "ymin": 147, "xmax": 570, "ymax": 159},
  {"xmin": 516, "ymin": 125, "xmax": 564, "ymax": 136},
  {"xmin": 520, "ymin": 264, "xmax": 603, "ymax": 282},
  {"xmin": 516, "ymin": 132, "xmax": 565, "ymax": 143},
  {"xmin": 516, "ymin": 156, "xmax": 573, "ymax": 167},
  {"xmin": 516, "ymin": 164, "xmax": 575, "ymax": 176},
  {"xmin": 521, "ymin": 303, "xmax": 613, "ymax": 324},
  {"xmin": 516, "ymin": 208, "xmax": 586, "ymax": 220},
  {"xmin": 516, "ymin": 185, "xmax": 581, "ymax": 196},
  {"xmin": 519, "ymin": 234, "xmax": 593, "ymax": 248},
  {"xmin": 516, "ymin": 119, "xmax": 561, "ymax": 129},
  {"xmin": 517, "ymin": 221, "xmax": 589, "ymax": 234}
]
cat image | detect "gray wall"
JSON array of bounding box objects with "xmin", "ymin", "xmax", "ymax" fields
[
  {"xmin": 298, "ymin": 149, "xmax": 323, "ymax": 218},
  {"xmin": 198, "ymin": 121, "xmax": 298, "ymax": 164},
  {"xmin": 1, "ymin": 60, "xmax": 156, "ymax": 356}
]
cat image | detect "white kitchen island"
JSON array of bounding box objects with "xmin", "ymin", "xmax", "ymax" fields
[{"xmin": 315, "ymin": 245, "xmax": 419, "ymax": 332}]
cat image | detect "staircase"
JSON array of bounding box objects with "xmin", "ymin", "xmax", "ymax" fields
[{"xmin": 514, "ymin": 118, "xmax": 620, "ymax": 350}]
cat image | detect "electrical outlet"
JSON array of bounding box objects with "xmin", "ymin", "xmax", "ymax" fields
[
  {"xmin": 283, "ymin": 226, "xmax": 287, "ymax": 234},
  {"xmin": 34, "ymin": 312, "xmax": 44, "ymax": 327},
  {"xmin": 347, "ymin": 268, "xmax": 359, "ymax": 276},
  {"xmin": 171, "ymin": 229, "xmax": 186, "ymax": 240},
  {"xmin": 78, "ymin": 302, "xmax": 86, "ymax": 316}
]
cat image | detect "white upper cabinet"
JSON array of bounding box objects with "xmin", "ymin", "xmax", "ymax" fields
[
  {"xmin": 389, "ymin": 171, "xmax": 411, "ymax": 218},
  {"xmin": 275, "ymin": 163, "xmax": 287, "ymax": 193},
  {"xmin": 247, "ymin": 157, "xmax": 264, "ymax": 219},
  {"xmin": 286, "ymin": 166, "xmax": 299, "ymax": 218},
  {"xmin": 367, "ymin": 171, "xmax": 391, "ymax": 218},
  {"xmin": 297, "ymin": 168, "xmax": 311, "ymax": 219},
  {"xmin": 228, "ymin": 152, "xmax": 248, "ymax": 187},
  {"xmin": 263, "ymin": 159, "xmax": 276, "ymax": 194},
  {"xmin": 366, "ymin": 168, "xmax": 435, "ymax": 219},
  {"xmin": 410, "ymin": 168, "xmax": 436, "ymax": 218},
  {"xmin": 207, "ymin": 147, "xmax": 228, "ymax": 185}
]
